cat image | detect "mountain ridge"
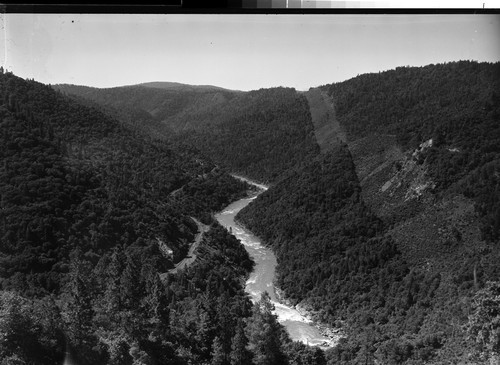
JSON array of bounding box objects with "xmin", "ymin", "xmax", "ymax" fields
[
  {"xmin": 238, "ymin": 60, "xmax": 500, "ymax": 364},
  {"xmin": 0, "ymin": 69, "xmax": 267, "ymax": 365},
  {"xmin": 138, "ymin": 81, "xmax": 242, "ymax": 93},
  {"xmin": 54, "ymin": 80, "xmax": 241, "ymax": 93},
  {"xmin": 18, "ymin": 60, "xmax": 500, "ymax": 364}
]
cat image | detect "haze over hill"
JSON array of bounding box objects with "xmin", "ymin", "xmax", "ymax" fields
[
  {"xmin": 138, "ymin": 81, "xmax": 240, "ymax": 93},
  {"xmin": 55, "ymin": 83, "xmax": 320, "ymax": 183}
]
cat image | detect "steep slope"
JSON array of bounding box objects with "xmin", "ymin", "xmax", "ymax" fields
[
  {"xmin": 56, "ymin": 84, "xmax": 321, "ymax": 183},
  {"xmin": 237, "ymin": 146, "xmax": 428, "ymax": 361},
  {"xmin": 0, "ymin": 70, "xmax": 249, "ymax": 295},
  {"xmin": 173, "ymin": 87, "xmax": 320, "ymax": 182},
  {"xmin": 239, "ymin": 61, "xmax": 500, "ymax": 364},
  {"xmin": 1, "ymin": 71, "xmax": 333, "ymax": 365},
  {"xmin": 321, "ymin": 61, "xmax": 500, "ymax": 242},
  {"xmin": 303, "ymin": 88, "xmax": 346, "ymax": 152},
  {"xmin": 319, "ymin": 63, "xmax": 500, "ymax": 303},
  {"xmin": 54, "ymin": 83, "xmax": 237, "ymax": 132},
  {"xmin": 237, "ymin": 146, "xmax": 401, "ymax": 311}
]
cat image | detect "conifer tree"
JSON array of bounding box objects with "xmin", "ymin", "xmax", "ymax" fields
[
  {"xmin": 216, "ymin": 292, "xmax": 234, "ymax": 353},
  {"xmin": 230, "ymin": 320, "xmax": 252, "ymax": 365},
  {"xmin": 245, "ymin": 292, "xmax": 286, "ymax": 365},
  {"xmin": 120, "ymin": 252, "xmax": 142, "ymax": 309},
  {"xmin": 62, "ymin": 249, "xmax": 98, "ymax": 364},
  {"xmin": 467, "ymin": 281, "xmax": 500, "ymax": 363},
  {"xmin": 104, "ymin": 250, "xmax": 124, "ymax": 315},
  {"xmin": 143, "ymin": 266, "xmax": 170, "ymax": 338},
  {"xmin": 195, "ymin": 308, "xmax": 213, "ymax": 355},
  {"xmin": 211, "ymin": 336, "xmax": 227, "ymax": 365}
]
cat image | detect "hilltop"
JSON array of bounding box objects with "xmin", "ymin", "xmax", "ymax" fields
[
  {"xmin": 138, "ymin": 81, "xmax": 239, "ymax": 93},
  {"xmin": 55, "ymin": 83, "xmax": 320, "ymax": 183}
]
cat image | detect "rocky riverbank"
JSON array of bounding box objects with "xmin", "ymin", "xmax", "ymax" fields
[{"xmin": 274, "ymin": 286, "xmax": 344, "ymax": 348}]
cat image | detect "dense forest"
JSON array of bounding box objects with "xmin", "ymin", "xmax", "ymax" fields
[
  {"xmin": 322, "ymin": 61, "xmax": 500, "ymax": 241},
  {"xmin": 236, "ymin": 61, "xmax": 500, "ymax": 364},
  {"xmin": 238, "ymin": 145, "xmax": 500, "ymax": 364},
  {"xmin": 55, "ymin": 84, "xmax": 320, "ymax": 183},
  {"xmin": 53, "ymin": 83, "xmax": 240, "ymax": 133},
  {"xmin": 1, "ymin": 70, "xmax": 323, "ymax": 364},
  {"xmin": 0, "ymin": 69, "xmax": 252, "ymax": 293},
  {"xmin": 3, "ymin": 60, "xmax": 500, "ymax": 364},
  {"xmin": 172, "ymin": 87, "xmax": 320, "ymax": 183}
]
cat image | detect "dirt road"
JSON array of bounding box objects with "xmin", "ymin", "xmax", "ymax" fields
[{"xmin": 165, "ymin": 217, "xmax": 209, "ymax": 275}]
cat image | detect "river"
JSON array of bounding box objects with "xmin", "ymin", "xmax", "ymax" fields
[{"xmin": 215, "ymin": 176, "xmax": 336, "ymax": 348}]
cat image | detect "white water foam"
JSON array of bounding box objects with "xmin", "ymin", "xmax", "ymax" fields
[
  {"xmin": 215, "ymin": 177, "xmax": 336, "ymax": 348},
  {"xmin": 273, "ymin": 301, "xmax": 313, "ymax": 323},
  {"xmin": 246, "ymin": 277, "xmax": 257, "ymax": 285}
]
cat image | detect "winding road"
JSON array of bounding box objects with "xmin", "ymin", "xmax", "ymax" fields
[{"xmin": 162, "ymin": 217, "xmax": 209, "ymax": 277}]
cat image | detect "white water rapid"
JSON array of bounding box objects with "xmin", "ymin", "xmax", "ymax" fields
[{"xmin": 215, "ymin": 176, "xmax": 336, "ymax": 348}]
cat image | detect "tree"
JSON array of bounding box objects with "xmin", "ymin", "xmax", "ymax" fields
[
  {"xmin": 0, "ymin": 291, "xmax": 65, "ymax": 364},
  {"xmin": 467, "ymin": 281, "xmax": 500, "ymax": 363},
  {"xmin": 195, "ymin": 307, "xmax": 214, "ymax": 356},
  {"xmin": 61, "ymin": 249, "xmax": 99, "ymax": 364},
  {"xmin": 121, "ymin": 253, "xmax": 142, "ymax": 309},
  {"xmin": 142, "ymin": 266, "xmax": 170, "ymax": 342},
  {"xmin": 63, "ymin": 250, "xmax": 94, "ymax": 341},
  {"xmin": 103, "ymin": 250, "xmax": 124, "ymax": 315},
  {"xmin": 245, "ymin": 292, "xmax": 286, "ymax": 365},
  {"xmin": 211, "ymin": 336, "xmax": 227, "ymax": 365},
  {"xmin": 0, "ymin": 291, "xmax": 33, "ymax": 363},
  {"xmin": 216, "ymin": 292, "xmax": 235, "ymax": 354},
  {"xmin": 284, "ymin": 341, "xmax": 326, "ymax": 365},
  {"xmin": 230, "ymin": 320, "xmax": 252, "ymax": 365},
  {"xmin": 144, "ymin": 268, "xmax": 169, "ymax": 323}
]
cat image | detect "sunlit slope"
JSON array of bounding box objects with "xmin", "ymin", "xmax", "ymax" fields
[{"xmin": 239, "ymin": 61, "xmax": 500, "ymax": 364}]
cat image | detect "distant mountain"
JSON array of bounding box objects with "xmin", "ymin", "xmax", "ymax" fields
[
  {"xmin": 55, "ymin": 84, "xmax": 320, "ymax": 183},
  {"xmin": 137, "ymin": 81, "xmax": 239, "ymax": 93},
  {"xmin": 54, "ymin": 83, "xmax": 239, "ymax": 131}
]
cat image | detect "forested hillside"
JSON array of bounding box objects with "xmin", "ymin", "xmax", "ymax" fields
[
  {"xmin": 238, "ymin": 61, "xmax": 500, "ymax": 364},
  {"xmin": 322, "ymin": 61, "xmax": 500, "ymax": 241},
  {"xmin": 0, "ymin": 69, "xmax": 252, "ymax": 291},
  {"xmin": 54, "ymin": 83, "xmax": 239, "ymax": 132},
  {"xmin": 239, "ymin": 146, "xmax": 500, "ymax": 364},
  {"xmin": 0, "ymin": 70, "xmax": 259, "ymax": 364},
  {"xmin": 139, "ymin": 81, "xmax": 235, "ymax": 93},
  {"xmin": 4, "ymin": 60, "xmax": 499, "ymax": 364},
  {"xmin": 237, "ymin": 146, "xmax": 420, "ymax": 363},
  {"xmin": 172, "ymin": 87, "xmax": 320, "ymax": 182},
  {"xmin": 0, "ymin": 70, "xmax": 337, "ymax": 365},
  {"xmin": 56, "ymin": 84, "xmax": 320, "ymax": 183}
]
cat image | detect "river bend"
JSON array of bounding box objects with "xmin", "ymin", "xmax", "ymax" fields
[{"xmin": 215, "ymin": 177, "xmax": 334, "ymax": 348}]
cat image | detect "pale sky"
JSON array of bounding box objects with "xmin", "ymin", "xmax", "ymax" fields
[{"xmin": 1, "ymin": 14, "xmax": 499, "ymax": 91}]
